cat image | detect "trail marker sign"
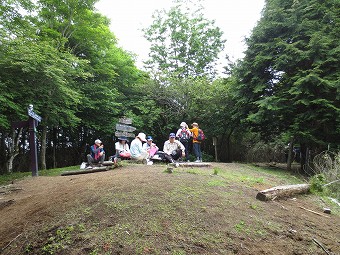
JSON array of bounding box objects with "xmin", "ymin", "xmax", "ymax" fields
[
  {"xmin": 11, "ymin": 104, "xmax": 42, "ymax": 177},
  {"xmin": 115, "ymin": 117, "xmax": 135, "ymax": 139}
]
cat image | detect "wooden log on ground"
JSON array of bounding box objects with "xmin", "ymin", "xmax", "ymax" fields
[
  {"xmin": 61, "ymin": 166, "xmax": 112, "ymax": 176},
  {"xmin": 256, "ymin": 183, "xmax": 310, "ymax": 201},
  {"xmin": 169, "ymin": 162, "xmax": 212, "ymax": 168},
  {"xmin": 102, "ymin": 161, "xmax": 115, "ymax": 166}
]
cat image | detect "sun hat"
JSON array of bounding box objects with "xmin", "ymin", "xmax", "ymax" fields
[
  {"xmin": 146, "ymin": 136, "xmax": 153, "ymax": 141},
  {"xmin": 137, "ymin": 132, "xmax": 147, "ymax": 142},
  {"xmin": 192, "ymin": 122, "xmax": 199, "ymax": 126},
  {"xmin": 180, "ymin": 122, "xmax": 187, "ymax": 128},
  {"xmin": 169, "ymin": 133, "xmax": 176, "ymax": 138},
  {"xmin": 118, "ymin": 136, "xmax": 128, "ymax": 141},
  {"xmin": 95, "ymin": 139, "xmax": 102, "ymax": 144}
]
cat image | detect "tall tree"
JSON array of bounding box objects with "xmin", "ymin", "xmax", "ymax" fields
[
  {"xmin": 232, "ymin": 0, "xmax": 340, "ymax": 170},
  {"xmin": 143, "ymin": 0, "xmax": 225, "ymax": 80}
]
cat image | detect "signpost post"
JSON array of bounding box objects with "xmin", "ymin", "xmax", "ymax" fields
[
  {"xmin": 213, "ymin": 137, "xmax": 218, "ymax": 162},
  {"xmin": 11, "ymin": 105, "xmax": 42, "ymax": 177}
]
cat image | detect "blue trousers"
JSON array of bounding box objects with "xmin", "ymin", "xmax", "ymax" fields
[{"xmin": 193, "ymin": 143, "xmax": 202, "ymax": 159}]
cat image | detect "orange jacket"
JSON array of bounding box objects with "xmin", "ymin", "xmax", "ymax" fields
[{"xmin": 189, "ymin": 127, "xmax": 200, "ymax": 143}]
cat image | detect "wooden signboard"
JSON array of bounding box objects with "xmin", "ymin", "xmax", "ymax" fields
[
  {"xmin": 115, "ymin": 131, "xmax": 136, "ymax": 138},
  {"xmin": 116, "ymin": 123, "xmax": 136, "ymax": 132},
  {"xmin": 118, "ymin": 117, "xmax": 132, "ymax": 125}
]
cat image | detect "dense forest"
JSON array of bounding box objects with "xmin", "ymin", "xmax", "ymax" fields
[{"xmin": 0, "ymin": 0, "xmax": 339, "ymax": 175}]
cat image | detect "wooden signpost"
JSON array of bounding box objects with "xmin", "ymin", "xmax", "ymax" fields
[
  {"xmin": 115, "ymin": 117, "xmax": 136, "ymax": 138},
  {"xmin": 11, "ymin": 105, "xmax": 42, "ymax": 177}
]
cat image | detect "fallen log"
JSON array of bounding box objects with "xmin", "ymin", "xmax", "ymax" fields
[
  {"xmin": 102, "ymin": 161, "xmax": 115, "ymax": 166},
  {"xmin": 256, "ymin": 183, "xmax": 310, "ymax": 201},
  {"xmin": 169, "ymin": 162, "xmax": 212, "ymax": 168},
  {"xmin": 61, "ymin": 166, "xmax": 112, "ymax": 176}
]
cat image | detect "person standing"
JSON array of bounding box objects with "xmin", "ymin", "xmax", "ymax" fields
[
  {"xmin": 176, "ymin": 122, "xmax": 192, "ymax": 162},
  {"xmin": 163, "ymin": 133, "xmax": 186, "ymax": 163},
  {"xmin": 130, "ymin": 133, "xmax": 149, "ymax": 161},
  {"xmin": 189, "ymin": 122, "xmax": 202, "ymax": 162},
  {"xmin": 87, "ymin": 139, "xmax": 105, "ymax": 168}
]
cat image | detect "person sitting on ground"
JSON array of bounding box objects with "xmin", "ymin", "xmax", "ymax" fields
[
  {"xmin": 87, "ymin": 139, "xmax": 105, "ymax": 168},
  {"xmin": 142, "ymin": 136, "xmax": 159, "ymax": 159},
  {"xmin": 113, "ymin": 136, "xmax": 131, "ymax": 163},
  {"xmin": 163, "ymin": 133, "xmax": 185, "ymax": 163},
  {"xmin": 130, "ymin": 132, "xmax": 149, "ymax": 162},
  {"xmin": 176, "ymin": 122, "xmax": 192, "ymax": 162}
]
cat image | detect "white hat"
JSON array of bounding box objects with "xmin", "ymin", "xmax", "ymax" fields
[
  {"xmin": 180, "ymin": 122, "xmax": 187, "ymax": 127},
  {"xmin": 136, "ymin": 133, "xmax": 146, "ymax": 142},
  {"xmin": 95, "ymin": 139, "xmax": 102, "ymax": 144}
]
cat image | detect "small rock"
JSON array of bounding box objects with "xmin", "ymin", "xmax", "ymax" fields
[{"xmin": 323, "ymin": 208, "xmax": 331, "ymax": 214}]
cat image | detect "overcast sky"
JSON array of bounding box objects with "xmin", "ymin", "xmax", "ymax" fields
[{"xmin": 95, "ymin": 0, "xmax": 265, "ymax": 76}]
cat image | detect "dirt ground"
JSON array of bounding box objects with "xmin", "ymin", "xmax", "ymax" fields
[{"xmin": 0, "ymin": 163, "xmax": 339, "ymax": 255}]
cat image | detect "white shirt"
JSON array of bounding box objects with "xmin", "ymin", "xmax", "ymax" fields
[
  {"xmin": 163, "ymin": 140, "xmax": 185, "ymax": 155},
  {"xmin": 130, "ymin": 138, "xmax": 146, "ymax": 158},
  {"xmin": 115, "ymin": 142, "xmax": 130, "ymax": 153}
]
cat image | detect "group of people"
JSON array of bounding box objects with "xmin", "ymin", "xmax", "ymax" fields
[{"xmin": 86, "ymin": 122, "xmax": 203, "ymax": 168}]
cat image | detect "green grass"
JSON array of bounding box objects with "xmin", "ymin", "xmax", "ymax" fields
[{"xmin": 0, "ymin": 166, "xmax": 79, "ymax": 185}]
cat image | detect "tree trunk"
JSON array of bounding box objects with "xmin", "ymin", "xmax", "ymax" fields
[
  {"xmin": 6, "ymin": 128, "xmax": 23, "ymax": 173},
  {"xmin": 300, "ymin": 143, "xmax": 306, "ymax": 174},
  {"xmin": 256, "ymin": 183, "xmax": 310, "ymax": 201},
  {"xmin": 226, "ymin": 129, "xmax": 234, "ymax": 162},
  {"xmin": 40, "ymin": 125, "xmax": 47, "ymax": 170},
  {"xmin": 52, "ymin": 127, "xmax": 57, "ymax": 169},
  {"xmin": 286, "ymin": 137, "xmax": 294, "ymax": 171}
]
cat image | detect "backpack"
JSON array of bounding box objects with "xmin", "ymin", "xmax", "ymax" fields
[
  {"xmin": 196, "ymin": 129, "xmax": 205, "ymax": 141},
  {"xmin": 179, "ymin": 128, "xmax": 190, "ymax": 142}
]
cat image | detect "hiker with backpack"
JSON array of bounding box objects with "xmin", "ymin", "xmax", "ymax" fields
[
  {"xmin": 176, "ymin": 122, "xmax": 192, "ymax": 162},
  {"xmin": 189, "ymin": 122, "xmax": 205, "ymax": 162}
]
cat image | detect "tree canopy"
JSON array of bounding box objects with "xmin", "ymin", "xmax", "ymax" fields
[
  {"xmin": 0, "ymin": 0, "xmax": 339, "ymax": 174},
  {"xmin": 143, "ymin": 0, "xmax": 225, "ymax": 80},
  {"xmin": 232, "ymin": 0, "xmax": 340, "ymax": 150}
]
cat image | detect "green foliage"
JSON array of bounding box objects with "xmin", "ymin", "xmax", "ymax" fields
[
  {"xmin": 312, "ymin": 150, "xmax": 340, "ymax": 200},
  {"xmin": 0, "ymin": 0, "xmax": 154, "ymax": 173},
  {"xmin": 143, "ymin": 0, "xmax": 225, "ymax": 79},
  {"xmin": 213, "ymin": 167, "xmax": 219, "ymax": 175},
  {"xmin": 309, "ymin": 174, "xmax": 326, "ymax": 193},
  {"xmin": 41, "ymin": 225, "xmax": 76, "ymax": 255},
  {"xmin": 232, "ymin": 0, "xmax": 340, "ymax": 151}
]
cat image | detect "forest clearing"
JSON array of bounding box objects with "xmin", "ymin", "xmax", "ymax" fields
[{"xmin": 1, "ymin": 163, "xmax": 339, "ymax": 255}]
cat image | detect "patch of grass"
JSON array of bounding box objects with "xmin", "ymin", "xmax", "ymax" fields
[
  {"xmin": 185, "ymin": 168, "xmax": 203, "ymax": 175},
  {"xmin": 249, "ymin": 204, "xmax": 258, "ymax": 210},
  {"xmin": 207, "ymin": 179, "xmax": 226, "ymax": 187},
  {"xmin": 0, "ymin": 166, "xmax": 80, "ymax": 185},
  {"xmin": 234, "ymin": 220, "xmax": 246, "ymax": 232},
  {"xmin": 213, "ymin": 167, "xmax": 220, "ymax": 175},
  {"xmin": 0, "ymin": 171, "xmax": 31, "ymax": 185},
  {"xmin": 249, "ymin": 164, "xmax": 303, "ymax": 184},
  {"xmin": 41, "ymin": 225, "xmax": 77, "ymax": 254}
]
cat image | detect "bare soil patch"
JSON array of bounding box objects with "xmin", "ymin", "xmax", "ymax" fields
[{"xmin": 0, "ymin": 163, "xmax": 339, "ymax": 255}]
